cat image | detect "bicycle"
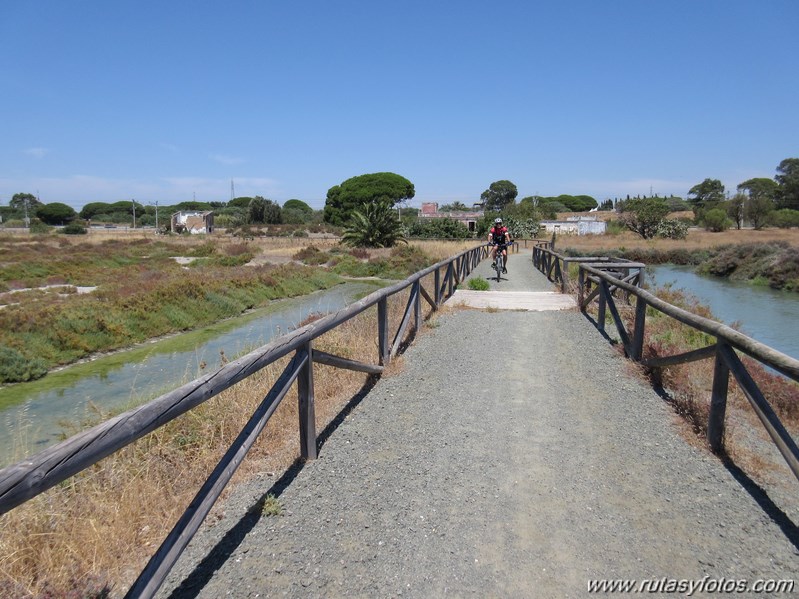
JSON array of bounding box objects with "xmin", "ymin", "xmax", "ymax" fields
[{"xmin": 491, "ymin": 243, "xmax": 507, "ymax": 282}]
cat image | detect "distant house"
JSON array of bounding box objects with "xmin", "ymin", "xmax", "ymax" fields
[
  {"xmin": 539, "ymin": 215, "xmax": 606, "ymax": 236},
  {"xmin": 418, "ymin": 202, "xmax": 483, "ymax": 233},
  {"xmin": 171, "ymin": 211, "xmax": 214, "ymax": 234}
]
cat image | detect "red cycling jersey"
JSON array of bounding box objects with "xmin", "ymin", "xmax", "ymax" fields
[{"xmin": 489, "ymin": 226, "xmax": 508, "ymax": 244}]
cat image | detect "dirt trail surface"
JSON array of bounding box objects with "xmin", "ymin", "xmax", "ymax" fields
[{"xmin": 159, "ymin": 254, "xmax": 799, "ymax": 598}]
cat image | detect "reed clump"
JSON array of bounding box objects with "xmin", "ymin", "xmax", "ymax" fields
[{"xmin": 0, "ymin": 264, "xmax": 443, "ymax": 597}]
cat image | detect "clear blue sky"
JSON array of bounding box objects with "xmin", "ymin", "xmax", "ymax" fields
[{"xmin": 2, "ymin": 0, "xmax": 797, "ymax": 211}]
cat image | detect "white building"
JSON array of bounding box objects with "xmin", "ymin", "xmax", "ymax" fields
[
  {"xmin": 171, "ymin": 211, "xmax": 214, "ymax": 234},
  {"xmin": 539, "ymin": 215, "xmax": 606, "ymax": 235}
]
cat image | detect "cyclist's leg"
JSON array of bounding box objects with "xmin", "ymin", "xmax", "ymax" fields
[{"xmin": 502, "ymin": 248, "xmax": 508, "ymax": 273}]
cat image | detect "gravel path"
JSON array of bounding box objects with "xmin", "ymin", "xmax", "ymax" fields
[
  {"xmin": 158, "ymin": 255, "xmax": 799, "ymax": 598},
  {"xmin": 479, "ymin": 250, "xmax": 555, "ymax": 292}
]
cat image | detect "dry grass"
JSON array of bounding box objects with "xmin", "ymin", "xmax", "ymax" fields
[
  {"xmin": 556, "ymin": 226, "xmax": 799, "ymax": 254},
  {"xmin": 170, "ymin": 235, "xmax": 474, "ymax": 265},
  {"xmin": 408, "ymin": 239, "xmax": 478, "ymax": 261},
  {"xmin": 0, "ymin": 267, "xmax": 442, "ymax": 597}
]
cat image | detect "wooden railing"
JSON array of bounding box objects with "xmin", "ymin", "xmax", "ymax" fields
[
  {"xmin": 532, "ymin": 243, "xmax": 645, "ymax": 292},
  {"xmin": 533, "ymin": 247, "xmax": 799, "ymax": 485},
  {"xmin": 0, "ymin": 243, "xmax": 490, "ymax": 599}
]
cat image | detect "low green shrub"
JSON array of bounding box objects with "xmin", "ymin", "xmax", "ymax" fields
[
  {"xmin": 187, "ymin": 242, "xmax": 217, "ymax": 257},
  {"xmin": 468, "ymin": 278, "xmax": 490, "ymax": 291},
  {"xmin": 0, "ymin": 258, "xmax": 344, "ymax": 383},
  {"xmin": 768, "ymin": 209, "xmax": 799, "ymax": 229},
  {"xmin": 404, "ymin": 218, "xmax": 471, "ymax": 239},
  {"xmin": 60, "ymin": 223, "xmax": 87, "ymax": 235},
  {"xmin": 28, "ymin": 220, "xmax": 52, "ymax": 234},
  {"xmin": 0, "ymin": 346, "xmax": 48, "ymax": 383},
  {"xmin": 203, "ymin": 253, "xmax": 254, "ymax": 267},
  {"xmin": 762, "ymin": 247, "xmax": 799, "ymax": 290},
  {"xmin": 293, "ymin": 246, "xmax": 329, "ymax": 265},
  {"xmin": 656, "ymin": 219, "xmax": 688, "ymax": 240},
  {"xmin": 330, "ymin": 255, "xmax": 380, "ymax": 277},
  {"xmin": 701, "ymin": 208, "xmax": 731, "ymax": 232},
  {"xmin": 605, "ymin": 219, "xmax": 626, "ymax": 235}
]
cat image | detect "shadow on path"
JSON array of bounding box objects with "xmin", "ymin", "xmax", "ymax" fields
[
  {"xmin": 551, "ymin": 263, "xmax": 798, "ymax": 554},
  {"xmin": 721, "ymin": 458, "xmax": 799, "ymax": 552},
  {"xmin": 582, "ymin": 312, "xmax": 619, "ymax": 346},
  {"xmin": 648, "ymin": 381, "xmax": 799, "ymax": 554},
  {"xmin": 166, "ymin": 375, "xmax": 380, "ymax": 599}
]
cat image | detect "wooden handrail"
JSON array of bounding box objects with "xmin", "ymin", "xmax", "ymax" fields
[
  {"xmin": 532, "ymin": 244, "xmax": 644, "ymax": 292},
  {"xmin": 580, "ymin": 264, "xmax": 799, "ymax": 379}
]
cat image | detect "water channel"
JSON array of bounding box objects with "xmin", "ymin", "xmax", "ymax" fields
[
  {"xmin": 0, "ymin": 281, "xmax": 381, "ymax": 466},
  {"xmin": 4, "ymin": 268, "xmax": 796, "ymax": 467},
  {"xmin": 651, "ymin": 265, "xmax": 799, "ymax": 361}
]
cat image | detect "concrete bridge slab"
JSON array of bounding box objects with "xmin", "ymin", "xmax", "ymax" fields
[{"xmin": 450, "ymin": 289, "xmax": 576, "ymax": 311}]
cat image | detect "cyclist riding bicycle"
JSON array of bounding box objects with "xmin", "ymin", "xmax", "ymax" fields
[{"xmin": 488, "ymin": 217, "xmax": 510, "ymax": 274}]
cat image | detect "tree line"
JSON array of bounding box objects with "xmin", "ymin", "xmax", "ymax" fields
[
  {"xmin": 617, "ymin": 157, "xmax": 799, "ymax": 238},
  {"xmin": 0, "ymin": 194, "xmax": 323, "ymax": 232},
  {"xmin": 5, "ymin": 157, "xmax": 796, "ymax": 244},
  {"xmin": 320, "ymin": 174, "xmax": 604, "ymax": 247},
  {"xmin": 685, "ymin": 158, "xmax": 799, "ymax": 231}
]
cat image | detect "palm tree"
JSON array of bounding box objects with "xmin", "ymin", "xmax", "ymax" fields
[{"xmin": 342, "ymin": 200, "xmax": 407, "ymax": 248}]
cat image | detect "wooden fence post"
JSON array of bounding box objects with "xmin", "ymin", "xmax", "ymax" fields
[
  {"xmin": 707, "ymin": 341, "xmax": 730, "ymax": 453},
  {"xmin": 434, "ymin": 268, "xmax": 441, "ymax": 307},
  {"xmin": 297, "ymin": 342, "xmax": 317, "ymax": 460},
  {"xmin": 447, "ymin": 262, "xmax": 454, "ymax": 297},
  {"xmin": 578, "ymin": 267, "xmax": 585, "ymax": 310},
  {"xmin": 378, "ymin": 297, "xmax": 389, "ymax": 365},
  {"xmin": 413, "ymin": 281, "xmax": 421, "ymax": 332},
  {"xmin": 597, "ymin": 282, "xmax": 607, "ymax": 332},
  {"xmin": 631, "ymin": 297, "xmax": 647, "ymax": 361}
]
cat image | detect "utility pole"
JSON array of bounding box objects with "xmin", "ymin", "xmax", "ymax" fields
[
  {"xmin": 150, "ymin": 201, "xmax": 159, "ymax": 232},
  {"xmin": 132, "ymin": 199, "xmax": 136, "ymax": 228}
]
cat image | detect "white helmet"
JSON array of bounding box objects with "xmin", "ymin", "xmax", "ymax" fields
[{"xmin": 494, "ymin": 218, "xmax": 503, "ymax": 225}]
